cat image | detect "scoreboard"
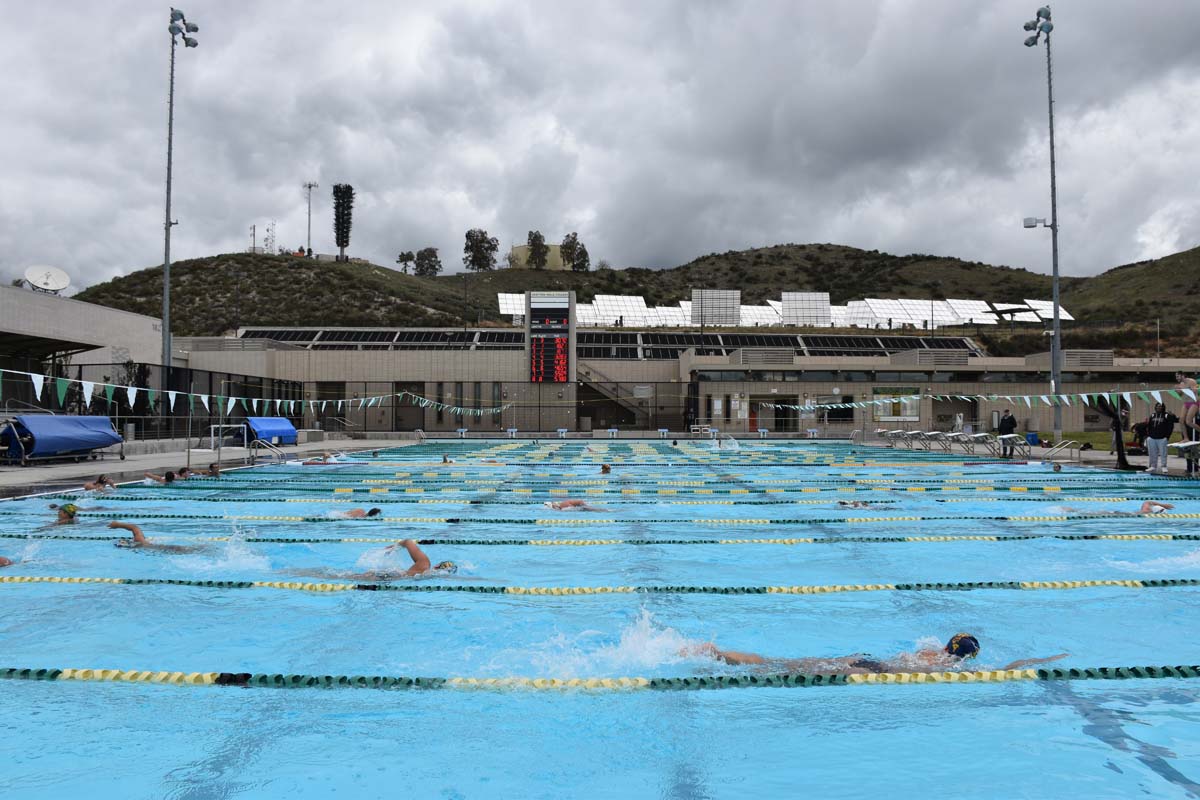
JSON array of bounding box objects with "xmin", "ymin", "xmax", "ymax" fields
[{"xmin": 528, "ymin": 292, "xmax": 571, "ymax": 383}]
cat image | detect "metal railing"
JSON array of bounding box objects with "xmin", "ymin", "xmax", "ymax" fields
[
  {"xmin": 249, "ymin": 439, "xmax": 287, "ymax": 464},
  {"xmin": 1043, "ymin": 439, "xmax": 1079, "ymax": 461}
]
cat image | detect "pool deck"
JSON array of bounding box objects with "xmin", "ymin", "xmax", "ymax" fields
[{"xmin": 0, "ymin": 439, "xmax": 419, "ymax": 498}]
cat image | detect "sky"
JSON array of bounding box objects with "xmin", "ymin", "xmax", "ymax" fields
[{"xmin": 1, "ymin": 0, "xmax": 1199, "ymax": 291}]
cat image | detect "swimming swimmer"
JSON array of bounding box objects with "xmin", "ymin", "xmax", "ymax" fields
[
  {"xmin": 291, "ymin": 540, "xmax": 456, "ymax": 582},
  {"xmin": 1053, "ymin": 501, "xmax": 1175, "ymax": 517},
  {"xmin": 0, "ymin": 556, "xmax": 12, "ymax": 568},
  {"xmin": 333, "ymin": 508, "xmax": 383, "ymax": 519},
  {"xmin": 83, "ymin": 474, "xmax": 116, "ymax": 492},
  {"xmin": 301, "ymin": 452, "xmax": 335, "ymax": 465},
  {"xmin": 199, "ymin": 462, "xmax": 222, "ymax": 478},
  {"xmin": 685, "ymin": 634, "xmax": 1067, "ymax": 675},
  {"xmin": 143, "ymin": 470, "xmax": 176, "ymax": 485},
  {"xmin": 544, "ymin": 499, "xmax": 605, "ymax": 512},
  {"xmin": 600, "ymin": 464, "xmax": 611, "ymax": 475},
  {"xmin": 176, "ymin": 467, "xmax": 194, "ymax": 480},
  {"xmin": 836, "ymin": 500, "xmax": 894, "ymax": 509},
  {"xmin": 107, "ymin": 521, "xmax": 208, "ymax": 554},
  {"xmin": 48, "ymin": 503, "xmax": 79, "ymax": 525},
  {"xmin": 442, "ymin": 454, "xmax": 455, "ymax": 464}
]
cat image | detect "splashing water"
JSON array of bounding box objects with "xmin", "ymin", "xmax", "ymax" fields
[
  {"xmin": 171, "ymin": 522, "xmax": 270, "ymax": 573},
  {"xmin": 1106, "ymin": 548, "xmax": 1200, "ymax": 574},
  {"xmin": 513, "ymin": 610, "xmax": 699, "ymax": 677}
]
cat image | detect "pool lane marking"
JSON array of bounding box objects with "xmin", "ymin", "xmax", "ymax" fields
[
  {"xmin": 3, "ymin": 665, "xmax": 1200, "ymax": 692},
  {"xmin": 0, "ymin": 532, "xmax": 1191, "ymax": 545},
  {"xmin": 1, "ymin": 575, "xmax": 1196, "ymax": 596}
]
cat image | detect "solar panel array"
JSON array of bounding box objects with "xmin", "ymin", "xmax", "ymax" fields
[
  {"xmin": 493, "ymin": 293, "xmax": 1072, "ymax": 329},
  {"xmin": 691, "ymin": 290, "xmax": 741, "ymax": 326},
  {"xmin": 781, "ymin": 292, "xmax": 832, "ymax": 326}
]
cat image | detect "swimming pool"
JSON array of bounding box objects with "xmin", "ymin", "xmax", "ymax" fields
[{"xmin": 2, "ymin": 441, "xmax": 1198, "ymax": 798}]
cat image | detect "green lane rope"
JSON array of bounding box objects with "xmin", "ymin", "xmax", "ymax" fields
[
  {"xmin": 6, "ymin": 532, "xmax": 1200, "ymax": 546},
  {"xmin": 2, "ymin": 664, "xmax": 1198, "ymax": 691},
  {"xmin": 1, "ymin": 574, "xmax": 1197, "ymax": 596}
]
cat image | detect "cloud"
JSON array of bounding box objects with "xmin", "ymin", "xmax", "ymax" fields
[{"xmin": 0, "ymin": 0, "xmax": 1197, "ymax": 291}]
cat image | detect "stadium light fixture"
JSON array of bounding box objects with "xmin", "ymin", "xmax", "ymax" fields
[{"xmin": 1021, "ymin": 5, "xmax": 1064, "ymax": 444}]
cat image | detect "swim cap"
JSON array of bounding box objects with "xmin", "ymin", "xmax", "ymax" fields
[
  {"xmin": 945, "ymin": 633, "xmax": 980, "ymax": 659},
  {"xmin": 435, "ymin": 561, "xmax": 458, "ymax": 574},
  {"xmin": 61, "ymin": 504, "xmax": 78, "ymax": 517}
]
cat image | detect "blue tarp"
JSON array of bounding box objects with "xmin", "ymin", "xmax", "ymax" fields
[
  {"xmin": 245, "ymin": 417, "xmax": 298, "ymax": 445},
  {"xmin": 4, "ymin": 415, "xmax": 122, "ymax": 459}
]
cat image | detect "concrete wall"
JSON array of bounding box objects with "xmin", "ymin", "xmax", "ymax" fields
[{"xmin": 0, "ymin": 284, "xmax": 164, "ymax": 364}]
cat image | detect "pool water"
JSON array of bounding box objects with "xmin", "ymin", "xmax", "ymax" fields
[{"xmin": 2, "ymin": 440, "xmax": 1199, "ymax": 798}]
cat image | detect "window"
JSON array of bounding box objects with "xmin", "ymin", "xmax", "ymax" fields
[
  {"xmin": 724, "ymin": 394, "xmax": 732, "ymax": 424},
  {"xmin": 492, "ymin": 384, "xmax": 502, "ymax": 425},
  {"xmin": 704, "ymin": 395, "xmax": 713, "ymax": 423},
  {"xmin": 436, "ymin": 382, "xmax": 444, "ymax": 424},
  {"xmin": 873, "ymin": 387, "xmax": 921, "ymax": 421},
  {"xmin": 454, "ymin": 382, "xmax": 464, "ymax": 423}
]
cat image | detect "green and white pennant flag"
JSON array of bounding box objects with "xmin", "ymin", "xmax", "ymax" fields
[
  {"xmin": 54, "ymin": 377, "xmax": 70, "ymax": 406},
  {"xmin": 29, "ymin": 373, "xmax": 44, "ymax": 401},
  {"xmin": 198, "ymin": 394, "xmax": 209, "ymax": 412},
  {"xmin": 126, "ymin": 385, "xmax": 138, "ymax": 408},
  {"xmin": 1152, "ymin": 391, "xmax": 1162, "ymax": 403},
  {"xmin": 81, "ymin": 381, "xmax": 95, "ymax": 409},
  {"xmin": 167, "ymin": 390, "xmax": 177, "ymax": 411},
  {"xmin": 104, "ymin": 384, "xmax": 115, "ymax": 407},
  {"xmin": 226, "ymin": 396, "xmax": 236, "ymax": 415},
  {"xmin": 252, "ymin": 398, "xmax": 259, "ymax": 413}
]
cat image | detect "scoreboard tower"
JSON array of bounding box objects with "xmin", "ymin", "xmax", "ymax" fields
[{"xmin": 526, "ymin": 291, "xmax": 575, "ymax": 384}]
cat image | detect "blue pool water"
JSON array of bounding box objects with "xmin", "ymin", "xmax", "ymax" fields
[{"xmin": 2, "ymin": 441, "xmax": 1199, "ymax": 798}]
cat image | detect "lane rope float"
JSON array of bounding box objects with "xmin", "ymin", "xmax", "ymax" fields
[
  {"xmin": 1, "ymin": 664, "xmax": 1197, "ymax": 691},
  {"xmin": 1, "ymin": 574, "xmax": 1197, "ymax": 596}
]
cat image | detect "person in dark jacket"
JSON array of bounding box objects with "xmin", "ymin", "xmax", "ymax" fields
[
  {"xmin": 1146, "ymin": 402, "xmax": 1179, "ymax": 474},
  {"xmin": 997, "ymin": 409, "xmax": 1017, "ymax": 458}
]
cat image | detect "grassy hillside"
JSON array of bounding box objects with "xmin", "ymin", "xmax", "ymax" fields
[{"xmin": 74, "ymin": 244, "xmax": 1200, "ymax": 356}]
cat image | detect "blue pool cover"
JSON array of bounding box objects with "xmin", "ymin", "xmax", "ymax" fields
[
  {"xmin": 245, "ymin": 417, "xmax": 298, "ymax": 445},
  {"xmin": 4, "ymin": 415, "xmax": 122, "ymax": 459}
]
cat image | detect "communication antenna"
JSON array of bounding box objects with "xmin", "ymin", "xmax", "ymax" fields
[
  {"xmin": 264, "ymin": 220, "xmax": 276, "ymax": 255},
  {"xmin": 249, "ymin": 224, "xmax": 256, "ymax": 253},
  {"xmin": 24, "ymin": 265, "xmax": 71, "ymax": 294}
]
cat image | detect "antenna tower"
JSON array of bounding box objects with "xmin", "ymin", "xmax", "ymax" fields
[{"xmin": 264, "ymin": 220, "xmax": 277, "ymax": 254}]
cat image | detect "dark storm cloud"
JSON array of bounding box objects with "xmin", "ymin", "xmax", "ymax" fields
[{"xmin": 1, "ymin": 0, "xmax": 1198, "ymax": 292}]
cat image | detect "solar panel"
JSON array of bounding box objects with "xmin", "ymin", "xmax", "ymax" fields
[
  {"xmin": 593, "ymin": 295, "xmax": 649, "ymax": 326},
  {"xmin": 945, "ymin": 299, "xmax": 998, "ymax": 325},
  {"xmin": 497, "ymin": 293, "xmax": 525, "ymax": 315},
  {"xmin": 781, "ymin": 292, "xmax": 832, "ymax": 326},
  {"xmin": 1023, "ymin": 299, "xmax": 1075, "ymax": 322},
  {"xmin": 575, "ymin": 303, "xmax": 600, "ymax": 327},
  {"xmin": 691, "ymin": 290, "xmax": 740, "ymax": 326},
  {"xmin": 740, "ymin": 305, "xmax": 781, "ymax": 327}
]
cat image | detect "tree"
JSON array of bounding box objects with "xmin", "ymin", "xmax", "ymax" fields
[
  {"xmin": 559, "ymin": 232, "xmax": 579, "ymax": 271},
  {"xmin": 597, "ymin": 258, "xmax": 612, "ymax": 271},
  {"xmin": 395, "ymin": 250, "xmax": 415, "ymax": 274},
  {"xmin": 527, "ymin": 230, "xmax": 548, "ymax": 269},
  {"xmin": 573, "ymin": 242, "xmax": 590, "ymax": 272},
  {"xmin": 462, "ymin": 229, "xmax": 498, "ymax": 272},
  {"xmin": 414, "ymin": 247, "xmax": 442, "ymax": 277},
  {"xmin": 503, "ymin": 250, "xmax": 520, "ymax": 269},
  {"xmin": 332, "ymin": 183, "xmax": 355, "ymax": 262}
]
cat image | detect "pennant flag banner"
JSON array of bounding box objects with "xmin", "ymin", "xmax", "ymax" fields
[
  {"xmin": 81, "ymin": 381, "xmax": 95, "ymax": 409},
  {"xmin": 29, "ymin": 373, "xmax": 44, "ymax": 401},
  {"xmin": 104, "ymin": 384, "xmax": 115, "ymax": 407},
  {"xmin": 167, "ymin": 390, "xmax": 177, "ymax": 411},
  {"xmin": 126, "ymin": 386, "xmax": 138, "ymax": 409},
  {"xmin": 54, "ymin": 377, "xmax": 70, "ymax": 407}
]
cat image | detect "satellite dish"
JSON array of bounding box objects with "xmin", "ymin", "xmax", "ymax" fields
[{"xmin": 24, "ymin": 265, "xmax": 71, "ymax": 294}]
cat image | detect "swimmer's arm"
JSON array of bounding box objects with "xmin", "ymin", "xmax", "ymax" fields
[
  {"xmin": 143, "ymin": 472, "xmax": 165, "ymax": 484},
  {"xmin": 1000, "ymin": 654, "xmax": 1068, "ymax": 671},
  {"xmin": 395, "ymin": 539, "xmax": 431, "ymax": 576},
  {"xmin": 709, "ymin": 647, "xmax": 767, "ymax": 666},
  {"xmin": 107, "ymin": 521, "xmax": 147, "ymax": 544}
]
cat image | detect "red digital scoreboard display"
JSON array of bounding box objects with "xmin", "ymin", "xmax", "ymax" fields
[{"xmin": 529, "ymin": 296, "xmax": 570, "ymax": 383}]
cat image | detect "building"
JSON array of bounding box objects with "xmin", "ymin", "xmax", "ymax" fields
[{"xmin": 508, "ymin": 244, "xmax": 566, "ymax": 270}]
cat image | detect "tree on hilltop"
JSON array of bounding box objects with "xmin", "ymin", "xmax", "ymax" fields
[
  {"xmin": 527, "ymin": 230, "xmax": 548, "ymax": 269},
  {"xmin": 395, "ymin": 250, "xmax": 415, "ymax": 274},
  {"xmin": 463, "ymin": 229, "xmax": 499, "ymax": 272},
  {"xmin": 573, "ymin": 243, "xmax": 590, "ymax": 272},
  {"xmin": 414, "ymin": 247, "xmax": 442, "ymax": 277}
]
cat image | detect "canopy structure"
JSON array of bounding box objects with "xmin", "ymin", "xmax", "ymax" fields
[
  {"xmin": 2, "ymin": 415, "xmax": 122, "ymax": 462},
  {"xmin": 244, "ymin": 417, "xmax": 297, "ymax": 445}
]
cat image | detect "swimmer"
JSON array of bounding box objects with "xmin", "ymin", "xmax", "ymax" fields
[
  {"xmin": 198, "ymin": 462, "xmax": 222, "ymax": 478},
  {"xmin": 333, "ymin": 508, "xmax": 383, "ymax": 519},
  {"xmin": 48, "ymin": 503, "xmax": 79, "ymax": 525},
  {"xmin": 83, "ymin": 474, "xmax": 116, "ymax": 492},
  {"xmin": 600, "ymin": 464, "xmax": 611, "ymax": 474},
  {"xmin": 302, "ymin": 452, "xmax": 335, "ymax": 465},
  {"xmin": 143, "ymin": 470, "xmax": 176, "ymax": 485},
  {"xmin": 836, "ymin": 500, "xmax": 893, "ymax": 509},
  {"xmin": 1052, "ymin": 501, "xmax": 1174, "ymax": 517},
  {"xmin": 176, "ymin": 467, "xmax": 194, "ymax": 480},
  {"xmin": 291, "ymin": 539, "xmax": 456, "ymax": 582},
  {"xmin": 0, "ymin": 556, "xmax": 12, "ymax": 568},
  {"xmin": 372, "ymin": 450, "xmax": 380, "ymax": 458},
  {"xmin": 1177, "ymin": 372, "xmax": 1198, "ymax": 432},
  {"xmin": 672, "ymin": 439, "xmax": 678, "ymax": 446},
  {"xmin": 442, "ymin": 454, "xmax": 455, "ymax": 464},
  {"xmin": 1052, "ymin": 463, "xmax": 1062, "ymax": 473},
  {"xmin": 107, "ymin": 521, "xmax": 207, "ymax": 554},
  {"xmin": 544, "ymin": 499, "xmax": 605, "ymax": 512},
  {"xmin": 685, "ymin": 634, "xmax": 1067, "ymax": 676}
]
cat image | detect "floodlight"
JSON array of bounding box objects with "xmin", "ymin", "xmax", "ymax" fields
[
  {"xmin": 169, "ymin": 23, "xmax": 183, "ymax": 34},
  {"xmin": 1037, "ymin": 6, "xmax": 1051, "ymax": 20},
  {"xmin": 184, "ymin": 37, "xmax": 198, "ymax": 47},
  {"xmin": 1039, "ymin": 21, "xmax": 1053, "ymax": 33},
  {"xmin": 171, "ymin": 8, "xmax": 185, "ymax": 22},
  {"xmin": 1024, "ymin": 35, "xmax": 1039, "ymax": 47},
  {"xmin": 1023, "ymin": 217, "xmax": 1038, "ymax": 228},
  {"xmin": 1024, "ymin": 20, "xmax": 1037, "ymax": 30},
  {"xmin": 185, "ymin": 22, "xmax": 199, "ymax": 32}
]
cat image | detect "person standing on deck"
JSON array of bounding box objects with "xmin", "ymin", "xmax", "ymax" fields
[
  {"xmin": 997, "ymin": 409, "xmax": 1017, "ymax": 458},
  {"xmin": 1146, "ymin": 403, "xmax": 1179, "ymax": 475}
]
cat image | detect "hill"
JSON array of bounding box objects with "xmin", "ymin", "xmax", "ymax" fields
[{"xmin": 72, "ymin": 244, "xmax": 1200, "ymax": 355}]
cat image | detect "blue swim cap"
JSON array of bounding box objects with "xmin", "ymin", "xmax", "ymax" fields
[{"xmin": 945, "ymin": 633, "xmax": 980, "ymax": 659}]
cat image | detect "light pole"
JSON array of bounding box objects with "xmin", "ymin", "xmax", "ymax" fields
[
  {"xmin": 303, "ymin": 181, "xmax": 319, "ymax": 255},
  {"xmin": 163, "ymin": 8, "xmax": 198, "ymax": 392},
  {"xmin": 1023, "ymin": 5, "xmax": 1063, "ymax": 443}
]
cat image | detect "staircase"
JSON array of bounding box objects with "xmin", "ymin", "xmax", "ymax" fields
[{"xmin": 578, "ymin": 362, "xmax": 651, "ymax": 427}]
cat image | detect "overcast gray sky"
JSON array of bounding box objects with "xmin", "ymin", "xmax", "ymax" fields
[{"xmin": 2, "ymin": 0, "xmax": 1198, "ymax": 289}]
